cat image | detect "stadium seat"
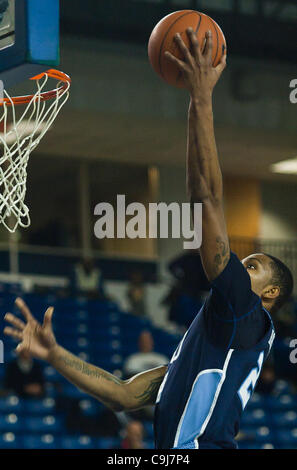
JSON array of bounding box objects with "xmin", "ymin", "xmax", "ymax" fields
[
  {"xmin": 62, "ymin": 384, "xmax": 88, "ymax": 400},
  {"xmin": 0, "ymin": 395, "xmax": 24, "ymax": 414},
  {"xmin": 266, "ymin": 394, "xmax": 297, "ymax": 411},
  {"xmin": 239, "ymin": 426, "xmax": 274, "ymax": 443},
  {"xmin": 23, "ymin": 398, "xmax": 56, "ymax": 415},
  {"xmin": 0, "ymin": 432, "xmax": 21, "ymax": 449},
  {"xmin": 241, "ymin": 408, "xmax": 269, "ymax": 427},
  {"xmin": 61, "ymin": 435, "xmax": 95, "ymax": 449},
  {"xmin": 238, "ymin": 441, "xmax": 275, "ymax": 449},
  {"xmin": 22, "ymin": 434, "xmax": 59, "ymax": 449},
  {"xmin": 78, "ymin": 399, "xmax": 104, "ymax": 417},
  {"xmin": 0, "ymin": 414, "xmax": 23, "ymax": 432},
  {"xmin": 275, "ymin": 428, "xmax": 297, "ymax": 448},
  {"xmin": 272, "ymin": 411, "xmax": 297, "ymax": 428},
  {"xmin": 246, "ymin": 392, "xmax": 267, "ymax": 409},
  {"xmin": 44, "ymin": 366, "xmax": 62, "ymax": 382},
  {"xmin": 97, "ymin": 437, "xmax": 121, "ymax": 449},
  {"xmin": 24, "ymin": 415, "xmax": 63, "ymax": 434}
]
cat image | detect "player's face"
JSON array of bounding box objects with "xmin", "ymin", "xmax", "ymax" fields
[{"xmin": 241, "ymin": 253, "xmax": 274, "ymax": 297}]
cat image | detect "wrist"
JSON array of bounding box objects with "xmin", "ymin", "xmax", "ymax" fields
[
  {"xmin": 47, "ymin": 343, "xmax": 60, "ymax": 364},
  {"xmin": 190, "ymin": 91, "xmax": 213, "ymax": 109}
]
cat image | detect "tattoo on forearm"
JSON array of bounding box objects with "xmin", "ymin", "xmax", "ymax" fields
[
  {"xmin": 58, "ymin": 354, "xmax": 122, "ymax": 385},
  {"xmin": 134, "ymin": 376, "xmax": 164, "ymax": 406},
  {"xmin": 213, "ymin": 236, "xmax": 229, "ymax": 275}
]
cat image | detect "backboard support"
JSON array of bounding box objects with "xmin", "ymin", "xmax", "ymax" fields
[{"xmin": 0, "ymin": 0, "xmax": 60, "ymax": 89}]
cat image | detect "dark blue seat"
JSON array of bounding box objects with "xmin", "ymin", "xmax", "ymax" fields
[
  {"xmin": 0, "ymin": 432, "xmax": 21, "ymax": 449},
  {"xmin": 266, "ymin": 395, "xmax": 297, "ymax": 411},
  {"xmin": 275, "ymin": 428, "xmax": 297, "ymax": 448},
  {"xmin": 241, "ymin": 408, "xmax": 270, "ymax": 426},
  {"xmin": 0, "ymin": 414, "xmax": 23, "ymax": 432},
  {"xmin": 97, "ymin": 437, "xmax": 121, "ymax": 449},
  {"xmin": 271, "ymin": 411, "xmax": 297, "ymax": 428},
  {"xmin": 0, "ymin": 395, "xmax": 24, "ymax": 414},
  {"xmin": 62, "ymin": 384, "xmax": 88, "ymax": 400},
  {"xmin": 78, "ymin": 399, "xmax": 104, "ymax": 417},
  {"xmin": 24, "ymin": 415, "xmax": 63, "ymax": 434},
  {"xmin": 22, "ymin": 434, "xmax": 60, "ymax": 449},
  {"xmin": 61, "ymin": 435, "xmax": 95, "ymax": 449},
  {"xmin": 246, "ymin": 393, "xmax": 267, "ymax": 409},
  {"xmin": 44, "ymin": 366, "xmax": 62, "ymax": 382},
  {"xmin": 238, "ymin": 440, "xmax": 275, "ymax": 449},
  {"xmin": 239, "ymin": 426, "xmax": 274, "ymax": 442},
  {"xmin": 23, "ymin": 398, "xmax": 56, "ymax": 415}
]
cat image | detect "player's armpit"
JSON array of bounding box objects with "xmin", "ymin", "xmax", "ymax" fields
[
  {"xmin": 122, "ymin": 365, "xmax": 167, "ymax": 410},
  {"xmin": 198, "ymin": 197, "xmax": 230, "ymax": 282}
]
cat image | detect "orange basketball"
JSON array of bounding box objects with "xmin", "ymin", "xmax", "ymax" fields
[{"xmin": 148, "ymin": 10, "xmax": 226, "ymax": 88}]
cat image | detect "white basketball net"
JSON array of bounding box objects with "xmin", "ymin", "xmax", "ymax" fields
[{"xmin": 0, "ymin": 72, "xmax": 70, "ymax": 233}]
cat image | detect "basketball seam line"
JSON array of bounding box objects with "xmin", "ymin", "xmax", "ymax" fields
[{"xmin": 158, "ymin": 10, "xmax": 199, "ymax": 81}]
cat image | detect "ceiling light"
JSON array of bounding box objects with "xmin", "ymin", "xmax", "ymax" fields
[{"xmin": 270, "ymin": 158, "xmax": 297, "ymax": 175}]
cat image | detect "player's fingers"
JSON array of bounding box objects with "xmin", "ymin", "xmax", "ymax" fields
[
  {"xmin": 43, "ymin": 307, "xmax": 54, "ymax": 329},
  {"xmin": 215, "ymin": 53, "xmax": 227, "ymax": 74},
  {"xmin": 4, "ymin": 326, "xmax": 23, "ymax": 341},
  {"xmin": 164, "ymin": 51, "xmax": 188, "ymax": 72},
  {"xmin": 15, "ymin": 297, "xmax": 34, "ymax": 322},
  {"xmin": 16, "ymin": 342, "xmax": 25, "ymax": 355},
  {"xmin": 204, "ymin": 30, "xmax": 213, "ymax": 63},
  {"xmin": 186, "ymin": 28, "xmax": 202, "ymax": 64},
  {"xmin": 4, "ymin": 313, "xmax": 26, "ymax": 331},
  {"xmin": 173, "ymin": 33, "xmax": 195, "ymax": 67}
]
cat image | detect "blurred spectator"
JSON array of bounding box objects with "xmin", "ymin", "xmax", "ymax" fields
[
  {"xmin": 72, "ymin": 257, "xmax": 106, "ymax": 299},
  {"xmin": 127, "ymin": 271, "xmax": 147, "ymax": 317},
  {"xmin": 3, "ymin": 351, "xmax": 45, "ymax": 398},
  {"xmin": 162, "ymin": 251, "xmax": 209, "ymax": 329},
  {"xmin": 121, "ymin": 421, "xmax": 145, "ymax": 449},
  {"xmin": 123, "ymin": 330, "xmax": 168, "ymax": 378},
  {"xmin": 168, "ymin": 250, "xmax": 210, "ymax": 293}
]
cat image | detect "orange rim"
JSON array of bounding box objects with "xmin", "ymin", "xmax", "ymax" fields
[{"xmin": 0, "ymin": 69, "xmax": 71, "ymax": 106}]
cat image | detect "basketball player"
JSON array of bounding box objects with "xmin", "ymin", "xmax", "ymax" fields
[{"xmin": 4, "ymin": 30, "xmax": 293, "ymax": 449}]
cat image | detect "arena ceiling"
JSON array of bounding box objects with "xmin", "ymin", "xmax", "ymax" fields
[{"xmin": 34, "ymin": 107, "xmax": 297, "ymax": 182}]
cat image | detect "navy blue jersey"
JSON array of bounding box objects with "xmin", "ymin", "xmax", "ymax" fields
[{"xmin": 154, "ymin": 252, "xmax": 275, "ymax": 449}]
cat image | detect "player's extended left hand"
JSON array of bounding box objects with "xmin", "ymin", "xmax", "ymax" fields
[{"xmin": 165, "ymin": 29, "xmax": 226, "ymax": 101}]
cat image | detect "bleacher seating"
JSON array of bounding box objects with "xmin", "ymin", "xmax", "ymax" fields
[
  {"xmin": 0, "ymin": 290, "xmax": 180, "ymax": 449},
  {"xmin": 0, "ymin": 287, "xmax": 297, "ymax": 449}
]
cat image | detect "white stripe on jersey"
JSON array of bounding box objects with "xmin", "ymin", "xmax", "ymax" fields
[{"xmin": 173, "ymin": 349, "xmax": 234, "ymax": 449}]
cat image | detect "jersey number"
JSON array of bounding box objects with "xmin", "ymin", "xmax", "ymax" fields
[{"xmin": 237, "ymin": 351, "xmax": 264, "ymax": 410}]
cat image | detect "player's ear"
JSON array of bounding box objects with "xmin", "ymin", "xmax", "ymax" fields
[{"xmin": 261, "ymin": 285, "xmax": 280, "ymax": 301}]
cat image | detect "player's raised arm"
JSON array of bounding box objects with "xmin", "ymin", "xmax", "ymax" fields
[
  {"xmin": 165, "ymin": 29, "xmax": 229, "ymax": 281},
  {"xmin": 4, "ymin": 298, "xmax": 167, "ymax": 412}
]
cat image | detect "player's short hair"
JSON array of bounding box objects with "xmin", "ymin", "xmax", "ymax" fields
[{"xmin": 264, "ymin": 254, "xmax": 294, "ymax": 312}]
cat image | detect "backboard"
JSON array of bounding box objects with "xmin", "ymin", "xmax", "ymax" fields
[{"xmin": 0, "ymin": 0, "xmax": 60, "ymax": 89}]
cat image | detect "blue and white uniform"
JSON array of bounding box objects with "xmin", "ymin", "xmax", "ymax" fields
[{"xmin": 154, "ymin": 252, "xmax": 275, "ymax": 449}]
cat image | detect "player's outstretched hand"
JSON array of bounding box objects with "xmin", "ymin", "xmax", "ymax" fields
[
  {"xmin": 4, "ymin": 298, "xmax": 57, "ymax": 361},
  {"xmin": 165, "ymin": 29, "xmax": 226, "ymax": 100}
]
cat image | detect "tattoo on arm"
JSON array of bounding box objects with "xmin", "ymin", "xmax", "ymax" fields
[
  {"xmin": 213, "ymin": 236, "xmax": 229, "ymax": 276},
  {"xmin": 134, "ymin": 376, "xmax": 164, "ymax": 406},
  {"xmin": 58, "ymin": 354, "xmax": 122, "ymax": 385}
]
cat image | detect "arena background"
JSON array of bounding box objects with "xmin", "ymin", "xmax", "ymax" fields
[{"xmin": 0, "ymin": 0, "xmax": 296, "ymax": 450}]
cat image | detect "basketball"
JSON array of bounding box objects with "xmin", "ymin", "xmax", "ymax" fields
[{"xmin": 148, "ymin": 10, "xmax": 226, "ymax": 88}]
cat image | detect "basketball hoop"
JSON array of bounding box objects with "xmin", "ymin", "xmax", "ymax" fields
[{"xmin": 0, "ymin": 69, "xmax": 71, "ymax": 233}]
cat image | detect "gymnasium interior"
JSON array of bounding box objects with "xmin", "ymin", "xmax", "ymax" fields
[{"xmin": 0, "ymin": 0, "xmax": 296, "ymax": 450}]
